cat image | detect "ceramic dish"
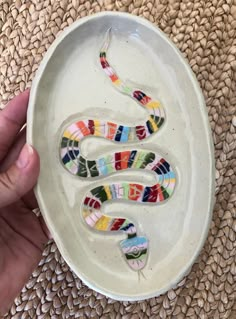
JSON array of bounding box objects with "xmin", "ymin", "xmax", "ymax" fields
[{"xmin": 27, "ymin": 12, "xmax": 215, "ymax": 301}]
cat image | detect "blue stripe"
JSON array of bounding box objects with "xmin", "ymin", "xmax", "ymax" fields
[
  {"xmin": 120, "ymin": 126, "xmax": 130, "ymax": 142},
  {"xmin": 62, "ymin": 150, "xmax": 80, "ymax": 164},
  {"xmin": 128, "ymin": 150, "xmax": 137, "ymax": 168},
  {"xmin": 120, "ymin": 236, "xmax": 148, "ymax": 248},
  {"xmin": 161, "ymin": 171, "xmax": 175, "ymax": 181},
  {"xmin": 161, "ymin": 160, "xmax": 170, "ymax": 172},
  {"xmin": 111, "ymin": 184, "xmax": 117, "ymax": 199},
  {"xmin": 168, "ymin": 171, "xmax": 175, "ymax": 179},
  {"xmin": 98, "ymin": 158, "xmax": 108, "ymax": 176},
  {"xmin": 120, "ymin": 223, "xmax": 134, "ymax": 231},
  {"xmin": 115, "ymin": 125, "xmax": 123, "ymax": 141},
  {"xmin": 142, "ymin": 186, "xmax": 151, "ymax": 202}
]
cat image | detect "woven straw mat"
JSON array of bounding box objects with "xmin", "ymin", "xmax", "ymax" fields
[{"xmin": 1, "ymin": 0, "xmax": 236, "ymax": 318}]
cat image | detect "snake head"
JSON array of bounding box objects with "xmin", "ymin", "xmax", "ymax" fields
[{"xmin": 120, "ymin": 236, "xmax": 148, "ymax": 271}]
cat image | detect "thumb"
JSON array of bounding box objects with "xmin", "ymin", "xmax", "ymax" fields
[{"xmin": 0, "ymin": 144, "xmax": 40, "ymax": 208}]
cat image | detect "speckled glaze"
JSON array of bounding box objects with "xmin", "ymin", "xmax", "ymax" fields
[{"xmin": 27, "ymin": 12, "xmax": 215, "ymax": 301}]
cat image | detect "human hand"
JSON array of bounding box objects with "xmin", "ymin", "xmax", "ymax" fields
[{"xmin": 0, "ymin": 90, "xmax": 50, "ymax": 315}]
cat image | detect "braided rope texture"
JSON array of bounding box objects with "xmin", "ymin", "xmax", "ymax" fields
[{"xmin": 0, "ymin": 0, "xmax": 236, "ymax": 318}]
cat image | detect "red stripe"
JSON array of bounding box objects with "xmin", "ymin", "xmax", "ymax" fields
[
  {"xmin": 115, "ymin": 152, "xmax": 121, "ymax": 170},
  {"xmin": 100, "ymin": 58, "xmax": 109, "ymax": 67},
  {"xmin": 147, "ymin": 185, "xmax": 158, "ymax": 202},
  {"xmin": 140, "ymin": 96, "xmax": 151, "ymax": 105},
  {"xmin": 100, "ymin": 60, "xmax": 106, "ymax": 68},
  {"xmin": 133, "ymin": 91, "xmax": 141, "ymax": 100},
  {"xmin": 84, "ymin": 197, "xmax": 101, "ymax": 209},
  {"xmin": 152, "ymin": 158, "xmax": 165, "ymax": 172},
  {"xmin": 111, "ymin": 218, "xmax": 125, "ymax": 231},
  {"xmin": 136, "ymin": 126, "xmax": 146, "ymax": 140},
  {"xmin": 152, "ymin": 159, "xmax": 162, "ymax": 171},
  {"xmin": 88, "ymin": 120, "xmax": 94, "ymax": 135}
]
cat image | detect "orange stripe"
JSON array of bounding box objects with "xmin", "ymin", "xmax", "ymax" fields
[
  {"xmin": 128, "ymin": 184, "xmax": 144, "ymax": 200},
  {"xmin": 158, "ymin": 188, "xmax": 164, "ymax": 202},
  {"xmin": 120, "ymin": 151, "xmax": 130, "ymax": 170},
  {"xmin": 107, "ymin": 122, "xmax": 117, "ymax": 140},
  {"xmin": 111, "ymin": 74, "xmax": 118, "ymax": 82},
  {"xmin": 76, "ymin": 121, "xmax": 90, "ymax": 136}
]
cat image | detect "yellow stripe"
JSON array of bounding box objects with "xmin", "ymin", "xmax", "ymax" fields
[
  {"xmin": 163, "ymin": 178, "xmax": 176, "ymax": 185},
  {"xmin": 146, "ymin": 100, "xmax": 160, "ymax": 109},
  {"xmin": 149, "ymin": 116, "xmax": 158, "ymax": 132},
  {"xmin": 95, "ymin": 216, "xmax": 111, "ymax": 231},
  {"xmin": 114, "ymin": 79, "xmax": 121, "ymax": 86},
  {"xmin": 63, "ymin": 130, "xmax": 81, "ymax": 142},
  {"xmin": 104, "ymin": 185, "xmax": 112, "ymax": 200},
  {"xmin": 132, "ymin": 151, "xmax": 141, "ymax": 168},
  {"xmin": 63, "ymin": 130, "xmax": 73, "ymax": 139},
  {"xmin": 94, "ymin": 120, "xmax": 101, "ymax": 136}
]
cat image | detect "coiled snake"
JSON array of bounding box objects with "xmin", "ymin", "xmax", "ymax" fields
[{"xmin": 60, "ymin": 29, "xmax": 176, "ymax": 272}]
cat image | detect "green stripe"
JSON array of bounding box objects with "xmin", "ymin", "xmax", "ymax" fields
[
  {"xmin": 132, "ymin": 151, "xmax": 148, "ymax": 169},
  {"xmin": 70, "ymin": 140, "xmax": 79, "ymax": 147},
  {"xmin": 104, "ymin": 155, "xmax": 115, "ymax": 174},
  {"xmin": 128, "ymin": 233, "xmax": 137, "ymax": 239},
  {"xmin": 77, "ymin": 156, "xmax": 87, "ymax": 177},
  {"xmin": 91, "ymin": 186, "xmax": 107, "ymax": 202},
  {"xmin": 123, "ymin": 86, "xmax": 132, "ymax": 94},
  {"xmin": 61, "ymin": 137, "xmax": 79, "ymax": 149},
  {"xmin": 150, "ymin": 114, "xmax": 164, "ymax": 128},
  {"xmin": 87, "ymin": 160, "xmax": 99, "ymax": 177},
  {"xmin": 161, "ymin": 186, "xmax": 169, "ymax": 199},
  {"xmin": 123, "ymin": 183, "xmax": 129, "ymax": 199},
  {"xmin": 61, "ymin": 137, "xmax": 69, "ymax": 148},
  {"xmin": 125, "ymin": 249, "xmax": 147, "ymax": 260},
  {"xmin": 65, "ymin": 161, "xmax": 73, "ymax": 170},
  {"xmin": 140, "ymin": 152, "xmax": 155, "ymax": 169}
]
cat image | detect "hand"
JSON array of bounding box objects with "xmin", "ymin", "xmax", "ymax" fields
[{"xmin": 0, "ymin": 91, "xmax": 50, "ymax": 315}]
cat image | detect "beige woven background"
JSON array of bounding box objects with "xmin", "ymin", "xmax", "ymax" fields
[{"xmin": 0, "ymin": 0, "xmax": 236, "ymax": 318}]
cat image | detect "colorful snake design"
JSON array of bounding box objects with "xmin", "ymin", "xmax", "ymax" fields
[{"xmin": 60, "ymin": 29, "xmax": 176, "ymax": 272}]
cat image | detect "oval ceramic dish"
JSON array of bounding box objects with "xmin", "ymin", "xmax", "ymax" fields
[{"xmin": 27, "ymin": 12, "xmax": 215, "ymax": 301}]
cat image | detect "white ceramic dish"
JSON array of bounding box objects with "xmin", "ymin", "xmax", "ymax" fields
[{"xmin": 27, "ymin": 12, "xmax": 215, "ymax": 301}]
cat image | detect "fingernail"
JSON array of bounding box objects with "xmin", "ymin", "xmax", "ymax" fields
[{"xmin": 16, "ymin": 144, "xmax": 34, "ymax": 169}]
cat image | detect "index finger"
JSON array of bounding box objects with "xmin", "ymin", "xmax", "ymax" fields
[{"xmin": 0, "ymin": 90, "xmax": 29, "ymax": 162}]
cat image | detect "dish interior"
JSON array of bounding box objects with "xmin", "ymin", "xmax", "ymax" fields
[{"xmin": 29, "ymin": 14, "xmax": 214, "ymax": 299}]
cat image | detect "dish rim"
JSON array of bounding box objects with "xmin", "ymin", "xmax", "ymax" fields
[{"xmin": 27, "ymin": 11, "xmax": 215, "ymax": 301}]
